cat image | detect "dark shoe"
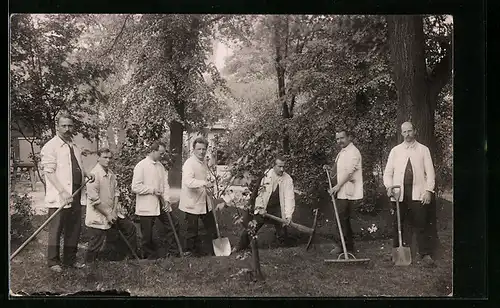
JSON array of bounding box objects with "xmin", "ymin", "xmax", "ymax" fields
[{"xmin": 422, "ymin": 255, "xmax": 436, "ymax": 267}]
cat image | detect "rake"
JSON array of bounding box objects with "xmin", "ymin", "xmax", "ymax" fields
[{"xmin": 323, "ymin": 167, "xmax": 371, "ymax": 265}]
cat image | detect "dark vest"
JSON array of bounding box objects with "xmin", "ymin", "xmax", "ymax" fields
[
  {"xmin": 69, "ymin": 145, "xmax": 82, "ymax": 187},
  {"xmin": 403, "ymin": 158, "xmax": 413, "ymax": 186}
]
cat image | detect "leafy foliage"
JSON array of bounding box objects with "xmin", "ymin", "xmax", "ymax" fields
[
  {"xmin": 89, "ymin": 14, "xmax": 230, "ymax": 191},
  {"xmin": 10, "ymin": 191, "xmax": 35, "ymax": 244},
  {"xmin": 10, "ymin": 14, "xmax": 111, "ymax": 141},
  {"xmin": 217, "ymin": 14, "xmax": 452, "ymax": 216}
]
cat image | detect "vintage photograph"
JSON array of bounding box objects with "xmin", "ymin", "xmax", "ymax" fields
[{"xmin": 9, "ymin": 14, "xmax": 453, "ymax": 297}]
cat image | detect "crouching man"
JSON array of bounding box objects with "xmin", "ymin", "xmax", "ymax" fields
[
  {"xmin": 85, "ymin": 148, "xmax": 138, "ymax": 267},
  {"xmin": 233, "ymin": 156, "xmax": 296, "ymax": 252}
]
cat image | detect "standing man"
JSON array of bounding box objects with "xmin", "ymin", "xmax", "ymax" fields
[
  {"xmin": 179, "ymin": 137, "xmax": 218, "ymax": 257},
  {"xmin": 233, "ymin": 156, "xmax": 296, "ymax": 252},
  {"xmin": 40, "ymin": 110, "xmax": 94, "ymax": 272},
  {"xmin": 383, "ymin": 121, "xmax": 436, "ymax": 267},
  {"xmin": 84, "ymin": 148, "xmax": 138, "ymax": 266},
  {"xmin": 325, "ymin": 129, "xmax": 363, "ymax": 254},
  {"xmin": 131, "ymin": 141, "xmax": 182, "ymax": 259}
]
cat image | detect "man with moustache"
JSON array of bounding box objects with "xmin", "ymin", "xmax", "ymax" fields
[
  {"xmin": 324, "ymin": 129, "xmax": 363, "ymax": 255},
  {"xmin": 40, "ymin": 110, "xmax": 94, "ymax": 272},
  {"xmin": 383, "ymin": 121, "xmax": 436, "ymax": 267}
]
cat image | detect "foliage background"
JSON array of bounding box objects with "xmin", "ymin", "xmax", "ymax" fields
[{"xmin": 10, "ymin": 13, "xmax": 452, "ymax": 232}]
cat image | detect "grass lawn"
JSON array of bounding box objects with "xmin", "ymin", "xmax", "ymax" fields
[{"xmin": 9, "ymin": 201, "xmax": 453, "ymax": 297}]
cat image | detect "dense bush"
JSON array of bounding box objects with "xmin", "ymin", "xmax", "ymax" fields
[{"xmin": 10, "ymin": 191, "xmax": 35, "ymax": 245}]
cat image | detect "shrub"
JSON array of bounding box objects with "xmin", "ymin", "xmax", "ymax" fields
[{"xmin": 10, "ymin": 191, "xmax": 35, "ymax": 246}]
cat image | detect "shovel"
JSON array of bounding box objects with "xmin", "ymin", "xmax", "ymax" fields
[
  {"xmin": 206, "ymin": 187, "xmax": 231, "ymax": 256},
  {"xmin": 389, "ymin": 185, "xmax": 412, "ymax": 266}
]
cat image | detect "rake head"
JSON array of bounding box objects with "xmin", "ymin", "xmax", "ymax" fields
[{"xmin": 324, "ymin": 252, "xmax": 371, "ymax": 266}]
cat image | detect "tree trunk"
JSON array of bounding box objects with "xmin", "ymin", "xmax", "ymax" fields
[
  {"xmin": 106, "ymin": 125, "xmax": 117, "ymax": 152},
  {"xmin": 386, "ymin": 15, "xmax": 428, "ymax": 139},
  {"xmin": 273, "ymin": 15, "xmax": 292, "ymax": 155},
  {"xmin": 116, "ymin": 124, "xmax": 127, "ymax": 152},
  {"xmin": 168, "ymin": 120, "xmax": 184, "ymax": 188}
]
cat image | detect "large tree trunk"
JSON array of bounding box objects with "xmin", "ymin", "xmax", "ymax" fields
[
  {"xmin": 386, "ymin": 15, "xmax": 429, "ymax": 142},
  {"xmin": 272, "ymin": 15, "xmax": 292, "ymax": 155},
  {"xmin": 386, "ymin": 15, "xmax": 452, "ymax": 259},
  {"xmin": 116, "ymin": 124, "xmax": 127, "ymax": 152},
  {"xmin": 106, "ymin": 125, "xmax": 117, "ymax": 152},
  {"xmin": 168, "ymin": 119, "xmax": 184, "ymax": 188}
]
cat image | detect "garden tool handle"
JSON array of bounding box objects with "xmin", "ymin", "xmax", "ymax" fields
[
  {"xmin": 262, "ymin": 213, "xmax": 313, "ymax": 234},
  {"xmin": 158, "ymin": 196, "xmax": 184, "ymax": 254},
  {"xmin": 10, "ymin": 177, "xmax": 91, "ymax": 261},
  {"xmin": 206, "ymin": 187, "xmax": 222, "ymax": 238},
  {"xmin": 325, "ymin": 168, "xmax": 333, "ymax": 189},
  {"xmin": 324, "ymin": 168, "xmax": 349, "ymax": 260},
  {"xmin": 388, "ymin": 185, "xmax": 404, "ymax": 247},
  {"xmin": 113, "ymin": 225, "xmax": 141, "ymax": 262}
]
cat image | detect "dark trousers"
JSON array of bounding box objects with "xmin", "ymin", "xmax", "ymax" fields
[
  {"xmin": 139, "ymin": 210, "xmax": 181, "ymax": 258},
  {"xmin": 392, "ymin": 185, "xmax": 431, "ymax": 256},
  {"xmin": 184, "ymin": 204, "xmax": 218, "ymax": 256},
  {"xmin": 336, "ymin": 199, "xmax": 355, "ymax": 252},
  {"xmin": 85, "ymin": 218, "xmax": 138, "ymax": 263},
  {"xmin": 237, "ymin": 203, "xmax": 288, "ymax": 251},
  {"xmin": 47, "ymin": 186, "xmax": 82, "ymax": 267}
]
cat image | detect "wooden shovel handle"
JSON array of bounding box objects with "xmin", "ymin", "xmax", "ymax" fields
[{"xmin": 262, "ymin": 213, "xmax": 313, "ymax": 234}]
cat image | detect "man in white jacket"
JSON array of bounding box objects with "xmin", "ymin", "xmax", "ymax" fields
[
  {"xmin": 383, "ymin": 122, "xmax": 436, "ymax": 267},
  {"xmin": 85, "ymin": 148, "xmax": 138, "ymax": 266},
  {"xmin": 131, "ymin": 141, "xmax": 181, "ymax": 259},
  {"xmin": 325, "ymin": 129, "xmax": 363, "ymax": 254},
  {"xmin": 40, "ymin": 110, "xmax": 94, "ymax": 273},
  {"xmin": 179, "ymin": 137, "xmax": 218, "ymax": 257},
  {"xmin": 233, "ymin": 156, "xmax": 296, "ymax": 252}
]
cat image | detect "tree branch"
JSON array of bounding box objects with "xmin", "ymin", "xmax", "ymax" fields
[{"xmin": 99, "ymin": 14, "xmax": 132, "ymax": 58}]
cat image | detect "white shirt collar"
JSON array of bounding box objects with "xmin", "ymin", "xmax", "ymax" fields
[
  {"xmin": 56, "ymin": 134, "xmax": 75, "ymax": 148},
  {"xmin": 341, "ymin": 142, "xmax": 353, "ymax": 152},
  {"xmin": 403, "ymin": 140, "xmax": 417, "ymax": 150},
  {"xmin": 146, "ymin": 156, "xmax": 158, "ymax": 165}
]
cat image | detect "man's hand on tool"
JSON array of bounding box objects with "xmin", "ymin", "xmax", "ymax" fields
[
  {"xmin": 162, "ymin": 199, "xmax": 172, "ymax": 212},
  {"xmin": 153, "ymin": 188, "xmax": 163, "ymax": 196},
  {"xmin": 322, "ymin": 164, "xmax": 331, "ymax": 171},
  {"xmin": 421, "ymin": 191, "xmax": 432, "ymax": 205},
  {"xmin": 328, "ymin": 184, "xmax": 340, "ymax": 196},
  {"xmin": 204, "ymin": 181, "xmax": 214, "ymax": 189},
  {"xmin": 284, "ymin": 217, "xmax": 292, "ymax": 226},
  {"xmin": 85, "ymin": 172, "xmax": 95, "ymax": 183},
  {"xmin": 106, "ymin": 211, "xmax": 118, "ymax": 224},
  {"xmin": 60, "ymin": 190, "xmax": 73, "ymax": 205},
  {"xmin": 256, "ymin": 208, "xmax": 266, "ymax": 215},
  {"xmin": 387, "ymin": 187, "xmax": 401, "ymax": 199}
]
